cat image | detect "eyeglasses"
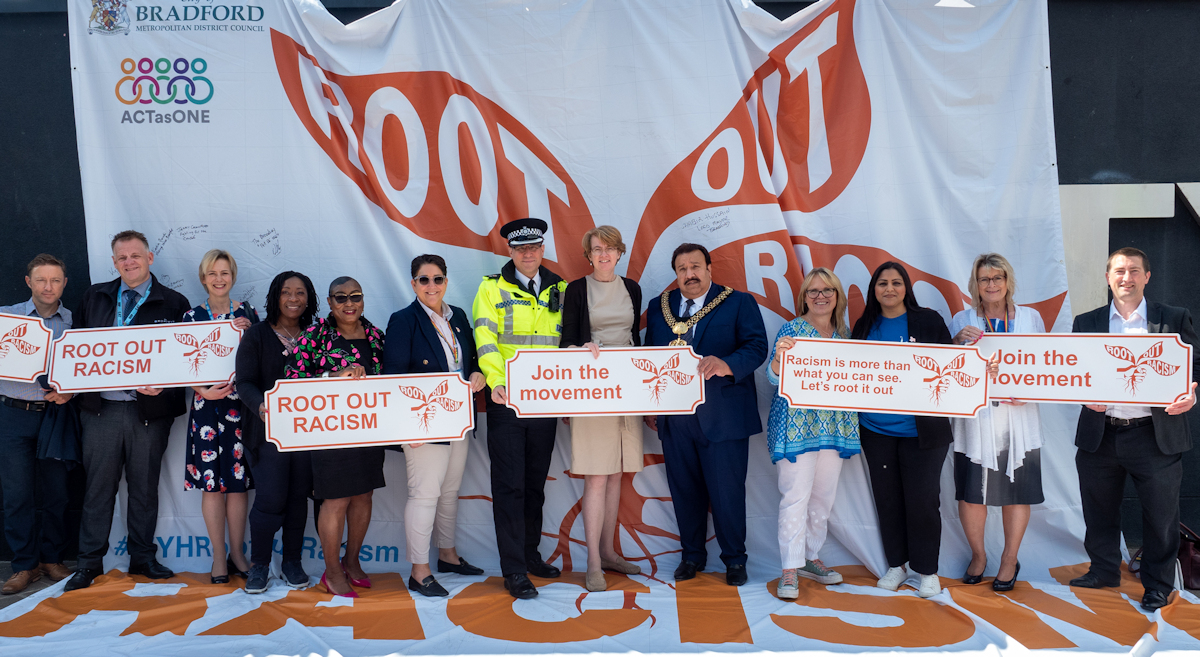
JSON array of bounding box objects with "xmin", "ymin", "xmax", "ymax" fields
[
  {"xmin": 805, "ymin": 288, "xmax": 837, "ymax": 299},
  {"xmin": 976, "ymin": 275, "xmax": 1007, "ymax": 287},
  {"xmin": 513, "ymin": 244, "xmax": 542, "ymax": 255},
  {"xmin": 590, "ymin": 246, "xmax": 620, "ymax": 257},
  {"xmin": 414, "ymin": 275, "xmax": 446, "ymax": 286},
  {"xmin": 330, "ymin": 292, "xmax": 364, "ymax": 305}
]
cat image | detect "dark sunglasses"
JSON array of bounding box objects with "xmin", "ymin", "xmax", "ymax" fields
[
  {"xmin": 414, "ymin": 275, "xmax": 447, "ymax": 286},
  {"xmin": 330, "ymin": 292, "xmax": 364, "ymax": 305}
]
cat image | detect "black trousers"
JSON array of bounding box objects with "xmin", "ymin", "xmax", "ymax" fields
[
  {"xmin": 660, "ymin": 413, "xmax": 749, "ymax": 568},
  {"xmin": 249, "ymin": 440, "xmax": 313, "ymax": 565},
  {"xmin": 485, "ymin": 397, "xmax": 557, "ymax": 576},
  {"xmin": 859, "ymin": 426, "xmax": 948, "ymax": 576},
  {"xmin": 77, "ymin": 400, "xmax": 172, "ymax": 569},
  {"xmin": 1076, "ymin": 421, "xmax": 1181, "ymax": 595}
]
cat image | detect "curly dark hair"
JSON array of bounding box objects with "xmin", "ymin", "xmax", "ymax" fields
[{"xmin": 265, "ymin": 271, "xmax": 319, "ymax": 327}]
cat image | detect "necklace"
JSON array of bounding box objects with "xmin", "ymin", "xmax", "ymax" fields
[
  {"xmin": 660, "ymin": 286, "xmax": 733, "ymax": 346},
  {"xmin": 273, "ymin": 323, "xmax": 301, "ymax": 352}
]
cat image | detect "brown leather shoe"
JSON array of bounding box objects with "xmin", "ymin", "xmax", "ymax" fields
[
  {"xmin": 40, "ymin": 563, "xmax": 73, "ymax": 582},
  {"xmin": 2, "ymin": 569, "xmax": 42, "ymax": 595}
]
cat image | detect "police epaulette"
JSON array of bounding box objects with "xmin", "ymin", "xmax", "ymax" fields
[{"xmin": 485, "ymin": 274, "xmax": 501, "ymax": 280}]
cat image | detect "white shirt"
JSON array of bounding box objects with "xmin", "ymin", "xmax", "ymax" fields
[
  {"xmin": 679, "ymin": 283, "xmax": 712, "ymax": 317},
  {"xmin": 515, "ymin": 269, "xmax": 541, "ymax": 297},
  {"xmin": 419, "ymin": 301, "xmax": 462, "ymax": 373},
  {"xmin": 1107, "ymin": 297, "xmax": 1152, "ymax": 419}
]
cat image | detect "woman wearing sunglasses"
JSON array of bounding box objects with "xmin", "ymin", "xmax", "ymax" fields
[
  {"xmin": 285, "ymin": 276, "xmax": 385, "ymax": 597},
  {"xmin": 765, "ymin": 268, "xmax": 858, "ymax": 600},
  {"xmin": 381, "ymin": 255, "xmax": 487, "ymax": 597},
  {"xmin": 949, "ymin": 253, "xmax": 1044, "ymax": 591},
  {"xmin": 559, "ymin": 225, "xmax": 643, "ymax": 592}
]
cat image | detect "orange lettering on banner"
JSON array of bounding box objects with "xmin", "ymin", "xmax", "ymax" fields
[
  {"xmin": 769, "ymin": 567, "xmax": 973, "ymax": 647},
  {"xmin": 947, "ymin": 580, "xmax": 1075, "ymax": 649},
  {"xmin": 446, "ymin": 573, "xmax": 650, "ymax": 642},
  {"xmin": 988, "ymin": 562, "xmax": 1155, "ymax": 646},
  {"xmin": 200, "ymin": 572, "xmax": 423, "ymax": 639},
  {"xmin": 0, "ymin": 572, "xmax": 228, "ymax": 637},
  {"xmin": 675, "ymin": 572, "xmax": 753, "ymax": 644}
]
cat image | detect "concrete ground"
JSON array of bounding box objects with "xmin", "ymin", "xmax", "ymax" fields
[{"xmin": 0, "ymin": 561, "xmax": 74, "ymax": 609}]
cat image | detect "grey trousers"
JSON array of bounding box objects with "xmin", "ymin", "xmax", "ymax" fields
[{"xmin": 77, "ymin": 400, "xmax": 173, "ymax": 569}]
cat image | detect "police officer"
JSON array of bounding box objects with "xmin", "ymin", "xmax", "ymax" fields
[{"xmin": 473, "ymin": 218, "xmax": 568, "ymax": 599}]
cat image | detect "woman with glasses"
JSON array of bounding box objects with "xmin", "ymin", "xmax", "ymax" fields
[
  {"xmin": 182, "ymin": 249, "xmax": 259, "ymax": 584},
  {"xmin": 382, "ymin": 255, "xmax": 487, "ymax": 597},
  {"xmin": 949, "ymin": 253, "xmax": 1044, "ymax": 591},
  {"xmin": 285, "ymin": 276, "xmax": 385, "ymax": 597},
  {"xmin": 851, "ymin": 261, "xmax": 955, "ymax": 599},
  {"xmin": 236, "ymin": 271, "xmax": 319, "ymax": 594},
  {"xmin": 765, "ymin": 268, "xmax": 858, "ymax": 600},
  {"xmin": 559, "ymin": 225, "xmax": 643, "ymax": 592}
]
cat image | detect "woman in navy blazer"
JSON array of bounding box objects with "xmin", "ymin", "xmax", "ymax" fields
[{"xmin": 382, "ymin": 254, "xmax": 486, "ymax": 597}]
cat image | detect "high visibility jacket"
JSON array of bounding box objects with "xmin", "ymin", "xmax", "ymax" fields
[{"xmin": 472, "ymin": 261, "xmax": 567, "ymax": 389}]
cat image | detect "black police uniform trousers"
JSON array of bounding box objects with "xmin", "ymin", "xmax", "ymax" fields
[{"xmin": 485, "ymin": 391, "xmax": 558, "ymax": 576}]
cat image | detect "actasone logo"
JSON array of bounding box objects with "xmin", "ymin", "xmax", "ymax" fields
[
  {"xmin": 116, "ymin": 57, "xmax": 213, "ymax": 104},
  {"xmin": 271, "ymin": 30, "xmax": 596, "ymax": 281}
]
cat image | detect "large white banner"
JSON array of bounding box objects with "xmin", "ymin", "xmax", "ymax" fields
[{"xmin": 60, "ymin": 2, "xmax": 1094, "ymax": 651}]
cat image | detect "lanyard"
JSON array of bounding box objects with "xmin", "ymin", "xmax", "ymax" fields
[
  {"xmin": 205, "ymin": 298, "xmax": 234, "ymax": 320},
  {"xmin": 116, "ymin": 282, "xmax": 152, "ymax": 327},
  {"xmin": 430, "ymin": 314, "xmax": 460, "ymax": 367},
  {"xmin": 983, "ymin": 308, "xmax": 1011, "ymax": 333}
]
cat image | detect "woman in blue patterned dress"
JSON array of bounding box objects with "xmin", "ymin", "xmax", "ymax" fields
[
  {"xmin": 183, "ymin": 249, "xmax": 259, "ymax": 583},
  {"xmin": 765, "ymin": 267, "xmax": 859, "ymax": 600}
]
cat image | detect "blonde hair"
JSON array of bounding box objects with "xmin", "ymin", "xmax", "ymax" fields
[
  {"xmin": 581, "ymin": 225, "xmax": 626, "ymax": 262},
  {"xmin": 966, "ymin": 253, "xmax": 1016, "ymax": 313},
  {"xmin": 798, "ymin": 267, "xmax": 849, "ymax": 337},
  {"xmin": 198, "ymin": 249, "xmax": 238, "ymax": 291}
]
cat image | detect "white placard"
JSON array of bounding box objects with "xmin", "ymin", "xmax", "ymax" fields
[
  {"xmin": 47, "ymin": 320, "xmax": 242, "ymax": 393},
  {"xmin": 778, "ymin": 339, "xmax": 989, "ymax": 417},
  {"xmin": 0, "ymin": 313, "xmax": 53, "ymax": 383},
  {"xmin": 975, "ymin": 333, "xmax": 1193, "ymax": 406},
  {"xmin": 505, "ymin": 347, "xmax": 704, "ymax": 418},
  {"xmin": 265, "ymin": 373, "xmax": 474, "ymax": 451}
]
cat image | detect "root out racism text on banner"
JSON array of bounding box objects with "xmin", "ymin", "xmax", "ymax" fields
[
  {"xmin": 505, "ymin": 347, "xmax": 703, "ymax": 417},
  {"xmin": 47, "ymin": 321, "xmax": 242, "ymax": 393},
  {"xmin": 265, "ymin": 374, "xmax": 474, "ymax": 450},
  {"xmin": 0, "ymin": 313, "xmax": 52, "ymax": 383},
  {"xmin": 975, "ymin": 333, "xmax": 1194, "ymax": 405},
  {"xmin": 777, "ymin": 339, "xmax": 989, "ymax": 417}
]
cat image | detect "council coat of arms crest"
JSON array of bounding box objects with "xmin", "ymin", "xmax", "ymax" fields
[{"xmin": 88, "ymin": 0, "xmax": 130, "ymax": 35}]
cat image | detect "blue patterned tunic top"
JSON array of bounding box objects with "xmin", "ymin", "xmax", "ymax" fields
[{"xmin": 765, "ymin": 318, "xmax": 860, "ymax": 463}]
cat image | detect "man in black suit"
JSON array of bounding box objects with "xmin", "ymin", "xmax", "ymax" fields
[{"xmin": 1069, "ymin": 247, "xmax": 1198, "ymax": 611}]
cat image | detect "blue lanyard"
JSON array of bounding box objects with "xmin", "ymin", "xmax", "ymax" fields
[
  {"xmin": 204, "ymin": 298, "xmax": 234, "ymax": 320},
  {"xmin": 117, "ymin": 281, "xmax": 152, "ymax": 327}
]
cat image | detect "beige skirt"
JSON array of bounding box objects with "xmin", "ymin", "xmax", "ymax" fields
[{"xmin": 570, "ymin": 415, "xmax": 644, "ymax": 475}]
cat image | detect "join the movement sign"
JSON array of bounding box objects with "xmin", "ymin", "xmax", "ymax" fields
[
  {"xmin": 264, "ymin": 373, "xmax": 474, "ymax": 451},
  {"xmin": 505, "ymin": 347, "xmax": 704, "ymax": 418},
  {"xmin": 0, "ymin": 313, "xmax": 53, "ymax": 383},
  {"xmin": 47, "ymin": 320, "xmax": 242, "ymax": 393},
  {"xmin": 975, "ymin": 333, "xmax": 1194, "ymax": 406},
  {"xmin": 778, "ymin": 339, "xmax": 989, "ymax": 417}
]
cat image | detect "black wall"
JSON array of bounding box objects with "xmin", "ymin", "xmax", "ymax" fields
[{"xmin": 1, "ymin": 0, "xmax": 1197, "ymax": 558}]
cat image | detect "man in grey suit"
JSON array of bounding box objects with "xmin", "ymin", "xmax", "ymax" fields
[{"xmin": 1069, "ymin": 247, "xmax": 1198, "ymax": 611}]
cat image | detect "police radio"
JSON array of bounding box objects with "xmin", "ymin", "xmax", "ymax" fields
[{"xmin": 548, "ymin": 286, "xmax": 561, "ymax": 313}]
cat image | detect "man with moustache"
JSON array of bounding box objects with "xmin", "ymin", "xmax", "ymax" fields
[
  {"xmin": 65, "ymin": 230, "xmax": 191, "ymax": 592},
  {"xmin": 644, "ymin": 243, "xmax": 767, "ymax": 586},
  {"xmin": 473, "ymin": 218, "xmax": 569, "ymax": 599},
  {"xmin": 0, "ymin": 255, "xmax": 76, "ymax": 594},
  {"xmin": 1069, "ymin": 247, "xmax": 1198, "ymax": 611}
]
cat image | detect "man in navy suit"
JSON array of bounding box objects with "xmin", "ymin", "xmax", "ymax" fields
[
  {"xmin": 644, "ymin": 243, "xmax": 767, "ymax": 586},
  {"xmin": 1069, "ymin": 247, "xmax": 1198, "ymax": 611}
]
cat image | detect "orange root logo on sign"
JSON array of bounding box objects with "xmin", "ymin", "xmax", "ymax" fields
[
  {"xmin": 1105, "ymin": 341, "xmax": 1181, "ymax": 394},
  {"xmin": 271, "ymin": 29, "xmax": 596, "ymax": 281}
]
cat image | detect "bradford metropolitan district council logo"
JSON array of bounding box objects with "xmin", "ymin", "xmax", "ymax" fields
[{"xmin": 89, "ymin": 0, "xmax": 131, "ymax": 35}]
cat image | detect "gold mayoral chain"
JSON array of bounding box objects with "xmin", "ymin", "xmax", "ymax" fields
[{"xmin": 661, "ymin": 286, "xmax": 734, "ymax": 347}]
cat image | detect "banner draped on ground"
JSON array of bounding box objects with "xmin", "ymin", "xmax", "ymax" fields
[{"xmin": 14, "ymin": 0, "xmax": 1190, "ymax": 653}]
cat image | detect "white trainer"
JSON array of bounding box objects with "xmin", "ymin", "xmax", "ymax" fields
[
  {"xmin": 876, "ymin": 566, "xmax": 906, "ymax": 591},
  {"xmin": 917, "ymin": 573, "xmax": 941, "ymax": 598},
  {"xmin": 776, "ymin": 569, "xmax": 800, "ymax": 600}
]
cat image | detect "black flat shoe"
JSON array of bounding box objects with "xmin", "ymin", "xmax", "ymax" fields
[
  {"xmin": 227, "ymin": 556, "xmax": 248, "ymax": 579},
  {"xmin": 211, "ymin": 574, "xmax": 230, "ymax": 584},
  {"xmin": 1141, "ymin": 589, "xmax": 1169, "ymax": 611},
  {"xmin": 674, "ymin": 560, "xmax": 702, "ymax": 581},
  {"xmin": 992, "ymin": 561, "xmax": 1020, "ymax": 592},
  {"xmin": 128, "ymin": 559, "xmax": 174, "ymax": 580},
  {"xmin": 725, "ymin": 564, "xmax": 748, "ymax": 587},
  {"xmin": 64, "ymin": 568, "xmax": 101, "ymax": 592},
  {"xmin": 503, "ymin": 573, "xmax": 538, "ymax": 599},
  {"xmin": 962, "ymin": 560, "xmax": 986, "ymax": 585},
  {"xmin": 526, "ymin": 558, "xmax": 561, "ymax": 579},
  {"xmin": 1068, "ymin": 571, "xmax": 1119, "ymax": 589},
  {"xmin": 438, "ymin": 557, "xmax": 485, "ymax": 576},
  {"xmin": 408, "ymin": 575, "xmax": 450, "ymax": 597}
]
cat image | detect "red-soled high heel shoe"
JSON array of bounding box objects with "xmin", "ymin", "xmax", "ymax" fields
[{"xmin": 320, "ymin": 572, "xmax": 359, "ymax": 598}]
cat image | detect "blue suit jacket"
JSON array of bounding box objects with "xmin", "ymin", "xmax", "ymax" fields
[
  {"xmin": 645, "ymin": 284, "xmax": 768, "ymax": 441},
  {"xmin": 382, "ymin": 299, "xmax": 481, "ymax": 379}
]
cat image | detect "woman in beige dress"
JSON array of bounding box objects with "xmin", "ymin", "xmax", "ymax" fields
[{"xmin": 560, "ymin": 225, "xmax": 644, "ymax": 591}]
